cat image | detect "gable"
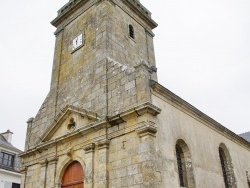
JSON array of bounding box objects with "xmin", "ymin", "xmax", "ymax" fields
[{"xmin": 40, "ymin": 105, "xmax": 99, "ymax": 143}]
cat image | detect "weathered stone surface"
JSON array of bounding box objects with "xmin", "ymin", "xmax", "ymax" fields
[{"xmin": 20, "ymin": 0, "xmax": 250, "ymax": 188}]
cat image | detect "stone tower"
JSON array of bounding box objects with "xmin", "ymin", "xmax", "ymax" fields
[
  {"xmin": 23, "ymin": 0, "xmax": 158, "ymax": 151},
  {"xmin": 20, "ymin": 0, "xmax": 162, "ymax": 187}
]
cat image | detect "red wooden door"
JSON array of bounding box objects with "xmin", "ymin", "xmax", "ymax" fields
[{"xmin": 61, "ymin": 161, "xmax": 84, "ymax": 188}]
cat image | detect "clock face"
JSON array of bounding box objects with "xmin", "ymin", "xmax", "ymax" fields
[{"xmin": 72, "ymin": 34, "xmax": 83, "ymax": 51}]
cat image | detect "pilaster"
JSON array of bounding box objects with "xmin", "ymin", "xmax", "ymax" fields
[
  {"xmin": 135, "ymin": 122, "xmax": 161, "ymax": 187},
  {"xmin": 83, "ymin": 143, "xmax": 95, "ymax": 188},
  {"xmin": 46, "ymin": 157, "xmax": 58, "ymax": 188},
  {"xmin": 39, "ymin": 160, "xmax": 48, "ymax": 188},
  {"xmin": 96, "ymin": 139, "xmax": 110, "ymax": 188}
]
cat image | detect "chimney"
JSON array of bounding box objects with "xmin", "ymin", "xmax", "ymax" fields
[{"xmin": 2, "ymin": 130, "xmax": 13, "ymax": 143}]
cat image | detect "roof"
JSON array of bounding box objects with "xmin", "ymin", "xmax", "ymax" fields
[
  {"xmin": 0, "ymin": 135, "xmax": 22, "ymax": 153},
  {"xmin": 150, "ymin": 80, "xmax": 250, "ymax": 149},
  {"xmin": 239, "ymin": 132, "xmax": 250, "ymax": 142}
]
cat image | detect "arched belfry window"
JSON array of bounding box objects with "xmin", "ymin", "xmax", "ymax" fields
[
  {"xmin": 62, "ymin": 161, "xmax": 84, "ymax": 188},
  {"xmin": 219, "ymin": 144, "xmax": 236, "ymax": 188},
  {"xmin": 129, "ymin": 24, "xmax": 135, "ymax": 39},
  {"xmin": 175, "ymin": 139, "xmax": 195, "ymax": 188}
]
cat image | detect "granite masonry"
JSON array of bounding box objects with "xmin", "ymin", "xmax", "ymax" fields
[{"xmin": 20, "ymin": 0, "xmax": 250, "ymax": 188}]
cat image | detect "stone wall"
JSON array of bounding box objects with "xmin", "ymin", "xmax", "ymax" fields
[{"xmin": 152, "ymin": 92, "xmax": 250, "ymax": 188}]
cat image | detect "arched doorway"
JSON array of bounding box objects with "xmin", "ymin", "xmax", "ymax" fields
[{"xmin": 61, "ymin": 161, "xmax": 84, "ymax": 188}]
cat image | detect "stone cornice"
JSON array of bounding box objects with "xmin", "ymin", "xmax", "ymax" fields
[
  {"xmin": 51, "ymin": 0, "xmax": 157, "ymax": 30},
  {"xmin": 20, "ymin": 102, "xmax": 161, "ymax": 158},
  {"xmin": 19, "ymin": 119, "xmax": 107, "ymax": 158},
  {"xmin": 150, "ymin": 80, "xmax": 250, "ymax": 150},
  {"xmin": 51, "ymin": 0, "xmax": 94, "ymax": 27},
  {"xmin": 108, "ymin": 102, "xmax": 161, "ymax": 126},
  {"xmin": 114, "ymin": 0, "xmax": 158, "ymax": 29},
  {"xmin": 135, "ymin": 121, "xmax": 157, "ymax": 137}
]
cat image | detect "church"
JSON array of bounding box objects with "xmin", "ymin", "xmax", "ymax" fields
[{"xmin": 19, "ymin": 0, "xmax": 250, "ymax": 187}]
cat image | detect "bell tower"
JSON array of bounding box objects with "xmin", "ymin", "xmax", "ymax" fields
[
  {"xmin": 24, "ymin": 0, "xmax": 158, "ymax": 150},
  {"xmin": 21, "ymin": 1, "xmax": 162, "ymax": 187},
  {"xmin": 49, "ymin": 0, "xmax": 158, "ymax": 119}
]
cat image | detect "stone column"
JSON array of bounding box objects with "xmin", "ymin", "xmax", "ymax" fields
[
  {"xmin": 83, "ymin": 143, "xmax": 95, "ymax": 188},
  {"xmin": 96, "ymin": 139, "xmax": 110, "ymax": 188}
]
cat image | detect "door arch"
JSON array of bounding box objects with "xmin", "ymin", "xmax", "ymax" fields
[{"xmin": 61, "ymin": 161, "xmax": 84, "ymax": 188}]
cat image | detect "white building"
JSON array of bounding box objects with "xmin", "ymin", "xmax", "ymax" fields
[{"xmin": 0, "ymin": 130, "xmax": 22, "ymax": 188}]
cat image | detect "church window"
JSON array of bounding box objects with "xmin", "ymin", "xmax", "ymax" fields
[
  {"xmin": 176, "ymin": 145, "xmax": 185, "ymax": 187},
  {"xmin": 0, "ymin": 152, "xmax": 14, "ymax": 168},
  {"xmin": 129, "ymin": 24, "xmax": 135, "ymax": 39},
  {"xmin": 218, "ymin": 144, "xmax": 236, "ymax": 188},
  {"xmin": 247, "ymin": 171, "xmax": 250, "ymax": 188},
  {"xmin": 175, "ymin": 140, "xmax": 195, "ymax": 188},
  {"xmin": 219, "ymin": 148, "xmax": 229, "ymax": 188}
]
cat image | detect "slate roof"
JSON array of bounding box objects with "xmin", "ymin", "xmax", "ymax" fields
[
  {"xmin": 0, "ymin": 134, "xmax": 22, "ymax": 152},
  {"xmin": 239, "ymin": 132, "xmax": 250, "ymax": 143}
]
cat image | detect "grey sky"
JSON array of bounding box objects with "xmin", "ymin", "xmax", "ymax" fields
[{"xmin": 0, "ymin": 0, "xmax": 249, "ymax": 150}]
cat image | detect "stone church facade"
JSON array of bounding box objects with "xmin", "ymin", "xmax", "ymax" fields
[{"xmin": 20, "ymin": 0, "xmax": 250, "ymax": 187}]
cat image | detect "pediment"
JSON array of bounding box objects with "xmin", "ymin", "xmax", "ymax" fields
[{"xmin": 41, "ymin": 105, "xmax": 99, "ymax": 142}]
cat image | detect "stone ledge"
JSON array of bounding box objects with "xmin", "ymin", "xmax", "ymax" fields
[
  {"xmin": 108, "ymin": 102, "xmax": 161, "ymax": 126},
  {"xmin": 135, "ymin": 122, "xmax": 157, "ymax": 137},
  {"xmin": 19, "ymin": 119, "xmax": 107, "ymax": 158}
]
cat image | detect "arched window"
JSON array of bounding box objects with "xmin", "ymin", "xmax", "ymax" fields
[
  {"xmin": 176, "ymin": 145, "xmax": 185, "ymax": 187},
  {"xmin": 62, "ymin": 161, "xmax": 84, "ymax": 188},
  {"xmin": 175, "ymin": 140, "xmax": 195, "ymax": 188},
  {"xmin": 218, "ymin": 144, "xmax": 236, "ymax": 188},
  {"xmin": 129, "ymin": 24, "xmax": 135, "ymax": 39}
]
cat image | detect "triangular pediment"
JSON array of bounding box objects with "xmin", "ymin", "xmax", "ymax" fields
[{"xmin": 40, "ymin": 105, "xmax": 99, "ymax": 143}]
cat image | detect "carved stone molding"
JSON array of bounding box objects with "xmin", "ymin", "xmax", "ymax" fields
[
  {"xmin": 108, "ymin": 102, "xmax": 161, "ymax": 126},
  {"xmin": 48, "ymin": 157, "xmax": 59, "ymax": 165},
  {"xmin": 39, "ymin": 159, "xmax": 48, "ymax": 167},
  {"xmin": 83, "ymin": 143, "xmax": 95, "ymax": 154},
  {"xmin": 136, "ymin": 122, "xmax": 157, "ymax": 137},
  {"xmin": 67, "ymin": 147, "xmax": 75, "ymax": 158},
  {"xmin": 19, "ymin": 166, "xmax": 27, "ymax": 174},
  {"xmin": 97, "ymin": 139, "xmax": 110, "ymax": 150}
]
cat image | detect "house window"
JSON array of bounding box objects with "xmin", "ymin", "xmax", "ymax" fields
[
  {"xmin": 0, "ymin": 152, "xmax": 14, "ymax": 168},
  {"xmin": 129, "ymin": 24, "xmax": 135, "ymax": 39}
]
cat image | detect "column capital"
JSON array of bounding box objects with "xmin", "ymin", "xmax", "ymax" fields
[{"xmin": 83, "ymin": 143, "xmax": 95, "ymax": 154}]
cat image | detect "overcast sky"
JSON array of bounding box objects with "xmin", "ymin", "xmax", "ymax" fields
[{"xmin": 0, "ymin": 0, "xmax": 249, "ymax": 150}]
